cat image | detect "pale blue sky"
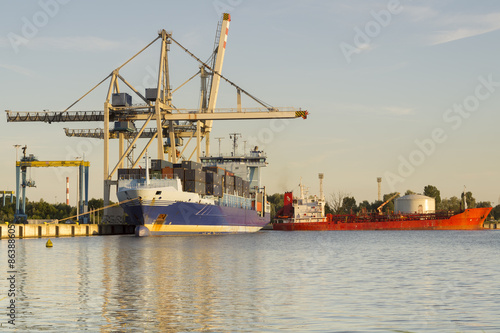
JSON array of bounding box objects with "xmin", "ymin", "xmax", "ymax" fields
[{"xmin": 1, "ymin": 0, "xmax": 500, "ymax": 205}]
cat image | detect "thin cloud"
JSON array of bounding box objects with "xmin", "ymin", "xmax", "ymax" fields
[
  {"xmin": 27, "ymin": 36, "xmax": 123, "ymax": 52},
  {"xmin": 429, "ymin": 12, "xmax": 500, "ymax": 45},
  {"xmin": 0, "ymin": 63, "xmax": 34, "ymax": 76},
  {"xmin": 409, "ymin": 9, "xmax": 500, "ymax": 45},
  {"xmin": 340, "ymin": 103, "xmax": 414, "ymax": 116}
]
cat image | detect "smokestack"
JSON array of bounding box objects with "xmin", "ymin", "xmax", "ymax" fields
[
  {"xmin": 377, "ymin": 177, "xmax": 382, "ymax": 201},
  {"xmin": 66, "ymin": 177, "xmax": 70, "ymax": 205},
  {"xmin": 318, "ymin": 173, "xmax": 324, "ymax": 201}
]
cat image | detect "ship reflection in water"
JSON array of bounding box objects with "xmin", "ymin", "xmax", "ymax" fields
[{"xmin": 2, "ymin": 231, "xmax": 500, "ymax": 332}]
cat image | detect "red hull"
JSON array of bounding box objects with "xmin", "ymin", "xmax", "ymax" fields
[{"xmin": 272, "ymin": 208, "xmax": 492, "ymax": 231}]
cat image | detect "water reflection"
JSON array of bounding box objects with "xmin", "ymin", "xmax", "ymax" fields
[{"xmin": 1, "ymin": 231, "xmax": 499, "ymax": 332}]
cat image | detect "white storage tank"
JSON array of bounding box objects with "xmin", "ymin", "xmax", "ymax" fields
[{"xmin": 395, "ymin": 194, "xmax": 435, "ymax": 214}]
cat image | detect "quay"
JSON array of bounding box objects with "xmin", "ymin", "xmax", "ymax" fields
[
  {"xmin": 0, "ymin": 224, "xmax": 135, "ymax": 239},
  {"xmin": 484, "ymin": 221, "xmax": 499, "ymax": 229}
]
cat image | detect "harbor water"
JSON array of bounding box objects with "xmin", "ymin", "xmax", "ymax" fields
[{"xmin": 1, "ymin": 230, "xmax": 499, "ymax": 332}]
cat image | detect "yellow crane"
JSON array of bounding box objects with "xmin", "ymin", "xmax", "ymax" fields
[
  {"xmin": 1, "ymin": 191, "xmax": 14, "ymax": 206},
  {"xmin": 377, "ymin": 192, "xmax": 400, "ymax": 214},
  {"xmin": 14, "ymin": 146, "xmax": 90, "ymax": 223}
]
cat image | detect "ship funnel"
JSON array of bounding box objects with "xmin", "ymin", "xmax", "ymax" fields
[{"xmin": 318, "ymin": 173, "xmax": 324, "ymax": 201}]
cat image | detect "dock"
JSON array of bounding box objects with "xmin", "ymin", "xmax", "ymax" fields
[
  {"xmin": 484, "ymin": 221, "xmax": 499, "ymax": 229},
  {"xmin": 0, "ymin": 224, "xmax": 135, "ymax": 239}
]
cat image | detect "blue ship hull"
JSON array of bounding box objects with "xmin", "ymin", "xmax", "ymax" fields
[{"xmin": 122, "ymin": 200, "xmax": 270, "ymax": 235}]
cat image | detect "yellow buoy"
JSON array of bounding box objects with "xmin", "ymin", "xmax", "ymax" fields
[{"xmin": 46, "ymin": 239, "xmax": 53, "ymax": 248}]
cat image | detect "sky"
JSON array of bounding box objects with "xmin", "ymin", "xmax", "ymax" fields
[{"xmin": 1, "ymin": 0, "xmax": 500, "ymax": 206}]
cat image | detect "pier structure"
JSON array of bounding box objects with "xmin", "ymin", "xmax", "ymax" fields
[{"xmin": 5, "ymin": 13, "xmax": 308, "ymax": 219}]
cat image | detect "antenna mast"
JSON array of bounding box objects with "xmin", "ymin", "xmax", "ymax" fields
[
  {"xmin": 215, "ymin": 137, "xmax": 224, "ymax": 156},
  {"xmin": 229, "ymin": 133, "xmax": 241, "ymax": 156}
]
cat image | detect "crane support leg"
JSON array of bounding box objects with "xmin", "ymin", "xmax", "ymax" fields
[
  {"xmin": 21, "ymin": 168, "xmax": 27, "ymax": 216},
  {"xmin": 15, "ymin": 165, "xmax": 20, "ymax": 215}
]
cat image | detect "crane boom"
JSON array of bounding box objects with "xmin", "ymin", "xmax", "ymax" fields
[
  {"xmin": 16, "ymin": 160, "xmax": 90, "ymax": 168},
  {"xmin": 377, "ymin": 192, "xmax": 400, "ymax": 214},
  {"xmin": 204, "ymin": 13, "xmax": 231, "ymax": 156}
]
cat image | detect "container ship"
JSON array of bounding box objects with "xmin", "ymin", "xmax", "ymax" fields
[
  {"xmin": 117, "ymin": 147, "xmax": 270, "ymax": 236},
  {"xmin": 272, "ymin": 174, "xmax": 491, "ymax": 231}
]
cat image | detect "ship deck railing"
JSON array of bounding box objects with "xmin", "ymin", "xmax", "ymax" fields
[
  {"xmin": 117, "ymin": 177, "xmax": 180, "ymax": 191},
  {"xmin": 327, "ymin": 211, "xmax": 456, "ymax": 223},
  {"xmin": 275, "ymin": 211, "xmax": 458, "ymax": 224}
]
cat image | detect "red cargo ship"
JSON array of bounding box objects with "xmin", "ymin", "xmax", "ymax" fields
[{"xmin": 272, "ymin": 176, "xmax": 491, "ymax": 231}]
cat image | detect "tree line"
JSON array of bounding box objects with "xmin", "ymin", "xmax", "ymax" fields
[
  {"xmin": 0, "ymin": 197, "xmax": 106, "ymax": 223},
  {"xmin": 268, "ymin": 185, "xmax": 499, "ymax": 220}
]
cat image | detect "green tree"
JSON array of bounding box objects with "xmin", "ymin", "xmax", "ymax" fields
[
  {"xmin": 491, "ymin": 205, "xmax": 500, "ymax": 220},
  {"xmin": 461, "ymin": 191, "xmax": 476, "ymax": 209},
  {"xmin": 88, "ymin": 198, "xmax": 104, "ymax": 210},
  {"xmin": 324, "ymin": 202, "xmax": 334, "ymax": 215},
  {"xmin": 423, "ymin": 185, "xmax": 441, "ymax": 208},
  {"xmin": 370, "ymin": 200, "xmax": 383, "ymax": 212},
  {"xmin": 358, "ymin": 200, "xmax": 370, "ymax": 213},
  {"xmin": 476, "ymin": 201, "xmax": 492, "ymax": 208},
  {"xmin": 268, "ymin": 193, "xmax": 284, "ymax": 221},
  {"xmin": 328, "ymin": 191, "xmax": 350, "ymax": 214},
  {"xmin": 341, "ymin": 196, "xmax": 357, "ymax": 214},
  {"xmin": 405, "ymin": 190, "xmax": 416, "ymax": 195},
  {"xmin": 440, "ymin": 196, "xmax": 461, "ymax": 212}
]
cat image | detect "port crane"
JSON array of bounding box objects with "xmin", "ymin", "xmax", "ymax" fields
[
  {"xmin": 14, "ymin": 146, "xmax": 90, "ymax": 223},
  {"xmin": 5, "ymin": 13, "xmax": 308, "ymax": 211},
  {"xmin": 1, "ymin": 191, "xmax": 14, "ymax": 206}
]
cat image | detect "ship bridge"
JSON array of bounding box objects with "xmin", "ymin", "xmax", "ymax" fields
[{"xmin": 201, "ymin": 135, "xmax": 267, "ymax": 192}]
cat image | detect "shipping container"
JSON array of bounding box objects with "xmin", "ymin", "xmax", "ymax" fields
[
  {"xmin": 185, "ymin": 181, "xmax": 206, "ymax": 195},
  {"xmin": 182, "ymin": 160, "xmax": 202, "ymax": 171},
  {"xmin": 185, "ymin": 169, "xmax": 205, "ymax": 182},
  {"xmin": 242, "ymin": 181, "xmax": 250, "ymax": 197},
  {"xmin": 173, "ymin": 168, "xmax": 185, "ymax": 182},
  {"xmin": 173, "ymin": 163, "xmax": 183, "ymax": 168},
  {"xmin": 150, "ymin": 171, "xmax": 162, "ymax": 179},
  {"xmin": 224, "ymin": 185, "xmax": 235, "ymax": 195},
  {"xmin": 206, "ymin": 183, "xmax": 223, "ymax": 196},
  {"xmin": 112, "ymin": 93, "xmax": 132, "ymax": 107},
  {"xmin": 206, "ymin": 172, "xmax": 222, "ymax": 185},
  {"xmin": 113, "ymin": 121, "xmax": 135, "ymax": 132},
  {"xmin": 162, "ymin": 167, "xmax": 174, "ymax": 179},
  {"xmin": 118, "ymin": 169, "xmax": 130, "ymax": 179},
  {"xmin": 145, "ymin": 88, "xmax": 163, "ymax": 101},
  {"xmin": 224, "ymin": 175, "xmax": 235, "ymax": 186},
  {"xmin": 235, "ymin": 176, "xmax": 243, "ymax": 188},
  {"xmin": 129, "ymin": 168, "xmax": 146, "ymax": 176},
  {"xmin": 203, "ymin": 166, "xmax": 226, "ymax": 176},
  {"xmin": 151, "ymin": 159, "xmax": 173, "ymax": 171}
]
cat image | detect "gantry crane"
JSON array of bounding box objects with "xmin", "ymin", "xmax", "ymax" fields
[
  {"xmin": 5, "ymin": 13, "xmax": 308, "ymax": 210},
  {"xmin": 1, "ymin": 191, "xmax": 14, "ymax": 206},
  {"xmin": 14, "ymin": 146, "xmax": 90, "ymax": 223}
]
